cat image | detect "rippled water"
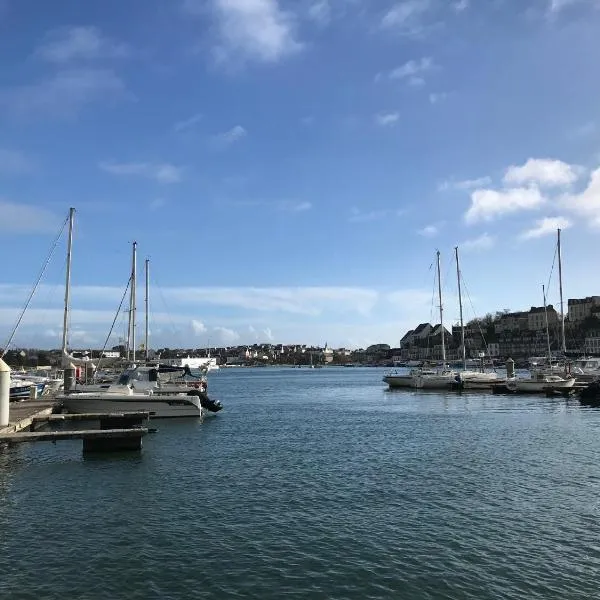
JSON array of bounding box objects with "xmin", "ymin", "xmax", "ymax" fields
[{"xmin": 2, "ymin": 367, "xmax": 600, "ymax": 599}]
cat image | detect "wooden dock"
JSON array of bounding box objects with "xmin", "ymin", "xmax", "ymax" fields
[
  {"xmin": 0, "ymin": 406, "xmax": 150, "ymax": 453},
  {"xmin": 0, "ymin": 398, "xmax": 63, "ymax": 435}
]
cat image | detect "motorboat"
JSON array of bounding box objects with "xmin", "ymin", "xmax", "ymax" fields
[
  {"xmin": 59, "ymin": 362, "xmax": 222, "ymax": 418},
  {"xmin": 9, "ymin": 378, "xmax": 46, "ymax": 401},
  {"xmin": 505, "ymin": 372, "xmax": 575, "ymax": 394},
  {"xmin": 570, "ymin": 357, "xmax": 600, "ymax": 384},
  {"xmin": 452, "ymin": 370, "xmax": 504, "ymax": 390},
  {"xmin": 58, "ymin": 385, "xmax": 205, "ymax": 418}
]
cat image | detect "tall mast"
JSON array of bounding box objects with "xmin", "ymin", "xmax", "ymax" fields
[
  {"xmin": 131, "ymin": 242, "xmax": 137, "ymax": 362},
  {"xmin": 145, "ymin": 258, "xmax": 149, "ymax": 361},
  {"xmin": 61, "ymin": 208, "xmax": 75, "ymax": 356},
  {"xmin": 557, "ymin": 228, "xmax": 566, "ymax": 355},
  {"xmin": 436, "ymin": 250, "xmax": 446, "ymax": 363},
  {"xmin": 543, "ymin": 284, "xmax": 552, "ymax": 363},
  {"xmin": 455, "ymin": 246, "xmax": 466, "ymax": 371}
]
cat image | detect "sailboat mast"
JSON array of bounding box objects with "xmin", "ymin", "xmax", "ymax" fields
[
  {"xmin": 557, "ymin": 228, "xmax": 566, "ymax": 355},
  {"xmin": 145, "ymin": 258, "xmax": 149, "ymax": 361},
  {"xmin": 61, "ymin": 208, "xmax": 75, "ymax": 356},
  {"xmin": 131, "ymin": 242, "xmax": 137, "ymax": 362},
  {"xmin": 543, "ymin": 284, "xmax": 552, "ymax": 363},
  {"xmin": 455, "ymin": 247, "xmax": 466, "ymax": 371},
  {"xmin": 436, "ymin": 250, "xmax": 446, "ymax": 363}
]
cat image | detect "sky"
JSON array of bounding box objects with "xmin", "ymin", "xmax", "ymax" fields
[{"xmin": 1, "ymin": 0, "xmax": 600, "ymax": 351}]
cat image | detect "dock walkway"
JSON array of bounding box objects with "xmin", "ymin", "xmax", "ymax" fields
[{"xmin": 0, "ymin": 398, "xmax": 63, "ymax": 435}]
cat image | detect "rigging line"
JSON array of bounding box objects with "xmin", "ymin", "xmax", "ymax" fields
[
  {"xmin": 1, "ymin": 215, "xmax": 69, "ymax": 358},
  {"xmin": 94, "ymin": 276, "xmax": 132, "ymax": 379},
  {"xmin": 546, "ymin": 243, "xmax": 559, "ymax": 299},
  {"xmin": 151, "ymin": 275, "xmax": 181, "ymax": 346},
  {"xmin": 461, "ymin": 275, "xmax": 491, "ymax": 357}
]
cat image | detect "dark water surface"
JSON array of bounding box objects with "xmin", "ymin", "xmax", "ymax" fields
[{"xmin": 2, "ymin": 367, "xmax": 600, "ymax": 599}]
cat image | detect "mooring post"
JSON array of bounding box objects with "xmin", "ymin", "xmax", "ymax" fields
[
  {"xmin": 506, "ymin": 358, "xmax": 515, "ymax": 379},
  {"xmin": 0, "ymin": 358, "xmax": 11, "ymax": 428},
  {"xmin": 64, "ymin": 362, "xmax": 76, "ymax": 393}
]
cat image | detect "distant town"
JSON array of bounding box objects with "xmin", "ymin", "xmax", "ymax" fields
[{"xmin": 3, "ymin": 295, "xmax": 600, "ymax": 369}]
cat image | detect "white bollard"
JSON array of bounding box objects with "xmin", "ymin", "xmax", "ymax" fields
[
  {"xmin": 0, "ymin": 358, "xmax": 11, "ymax": 428},
  {"xmin": 29, "ymin": 385, "xmax": 38, "ymax": 400}
]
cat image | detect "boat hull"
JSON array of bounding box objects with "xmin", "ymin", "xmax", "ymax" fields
[
  {"xmin": 59, "ymin": 394, "xmax": 203, "ymax": 418},
  {"xmin": 10, "ymin": 382, "xmax": 46, "ymax": 401},
  {"xmin": 506, "ymin": 378, "xmax": 575, "ymax": 394},
  {"xmin": 383, "ymin": 375, "xmax": 414, "ymax": 388}
]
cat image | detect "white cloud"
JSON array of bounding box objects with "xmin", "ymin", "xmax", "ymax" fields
[
  {"xmin": 429, "ymin": 91, "xmax": 449, "ymax": 104},
  {"xmin": 439, "ymin": 176, "xmax": 491, "ymax": 191},
  {"xmin": 0, "ymin": 200, "xmax": 63, "ymax": 234},
  {"xmin": 0, "ymin": 69, "xmax": 127, "ymax": 118},
  {"xmin": 548, "ymin": 0, "xmax": 593, "ymax": 13},
  {"xmin": 349, "ymin": 208, "xmax": 404, "ymax": 222},
  {"xmin": 381, "ymin": 0, "xmax": 431, "ymax": 33},
  {"xmin": 461, "ymin": 233, "xmax": 496, "ymax": 251},
  {"xmin": 150, "ymin": 198, "xmax": 167, "ymax": 210},
  {"xmin": 503, "ymin": 158, "xmax": 581, "ymax": 188},
  {"xmin": 0, "ymin": 148, "xmax": 33, "ymax": 175},
  {"xmin": 520, "ymin": 216, "xmax": 573, "ymax": 240},
  {"xmin": 202, "ymin": 0, "xmax": 302, "ymax": 64},
  {"xmin": 278, "ymin": 200, "xmax": 312, "ymax": 212},
  {"xmin": 263, "ymin": 327, "xmax": 274, "ymax": 341},
  {"xmin": 99, "ymin": 161, "xmax": 183, "ymax": 184},
  {"xmin": 386, "ymin": 57, "xmax": 434, "ymax": 86},
  {"xmin": 308, "ymin": 0, "xmax": 331, "ymax": 25},
  {"xmin": 567, "ymin": 121, "xmax": 598, "ymax": 140},
  {"xmin": 191, "ymin": 319, "xmax": 207, "ymax": 334},
  {"xmin": 375, "ymin": 112, "xmax": 399, "ymax": 126},
  {"xmin": 213, "ymin": 326, "xmax": 240, "ymax": 343},
  {"xmin": 214, "ymin": 124, "xmax": 247, "ymax": 144},
  {"xmin": 417, "ymin": 224, "xmax": 439, "ymax": 237},
  {"xmin": 561, "ymin": 167, "xmax": 600, "ymax": 227},
  {"xmin": 173, "ymin": 113, "xmax": 203, "ymax": 133},
  {"xmin": 453, "ymin": 0, "xmax": 469, "ymax": 12},
  {"xmin": 35, "ymin": 26, "xmax": 130, "ymax": 63},
  {"xmin": 0, "ymin": 198, "xmax": 61, "ymax": 234},
  {"xmin": 465, "ymin": 186, "xmax": 546, "ymax": 223},
  {"xmin": 165, "ymin": 286, "xmax": 379, "ymax": 316}
]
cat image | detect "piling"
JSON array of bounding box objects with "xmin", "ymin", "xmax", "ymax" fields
[
  {"xmin": 506, "ymin": 358, "xmax": 515, "ymax": 379},
  {"xmin": 0, "ymin": 358, "xmax": 10, "ymax": 428},
  {"xmin": 85, "ymin": 361, "xmax": 94, "ymax": 384},
  {"xmin": 29, "ymin": 385, "xmax": 38, "ymax": 400},
  {"xmin": 63, "ymin": 363, "xmax": 75, "ymax": 392}
]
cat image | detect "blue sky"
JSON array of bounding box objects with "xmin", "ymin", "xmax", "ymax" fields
[{"xmin": 1, "ymin": 0, "xmax": 600, "ymax": 350}]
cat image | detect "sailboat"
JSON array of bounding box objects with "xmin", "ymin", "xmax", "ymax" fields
[
  {"xmin": 506, "ymin": 283, "xmax": 575, "ymax": 393},
  {"xmin": 451, "ymin": 246, "xmax": 502, "ymax": 390},
  {"xmin": 384, "ymin": 251, "xmax": 456, "ymax": 389},
  {"xmin": 57, "ymin": 229, "xmax": 206, "ymax": 418},
  {"xmin": 506, "ymin": 247, "xmax": 575, "ymax": 395}
]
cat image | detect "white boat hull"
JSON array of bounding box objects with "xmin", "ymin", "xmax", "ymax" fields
[
  {"xmin": 413, "ymin": 373, "xmax": 456, "ymax": 389},
  {"xmin": 383, "ymin": 375, "xmax": 414, "ymax": 388},
  {"xmin": 59, "ymin": 394, "xmax": 203, "ymax": 418},
  {"xmin": 506, "ymin": 377, "xmax": 575, "ymax": 394}
]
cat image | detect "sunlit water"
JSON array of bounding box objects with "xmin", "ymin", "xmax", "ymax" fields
[{"xmin": 2, "ymin": 367, "xmax": 600, "ymax": 599}]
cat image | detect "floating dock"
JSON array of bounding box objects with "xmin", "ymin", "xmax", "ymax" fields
[{"xmin": 0, "ymin": 404, "xmax": 150, "ymax": 453}]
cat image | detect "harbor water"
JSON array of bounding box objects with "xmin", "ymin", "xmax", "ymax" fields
[{"xmin": 2, "ymin": 367, "xmax": 600, "ymax": 599}]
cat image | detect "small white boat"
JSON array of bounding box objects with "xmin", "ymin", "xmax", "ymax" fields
[
  {"xmin": 506, "ymin": 372, "xmax": 575, "ymax": 394},
  {"xmin": 63, "ymin": 364, "xmax": 223, "ymax": 418},
  {"xmin": 58, "ymin": 384, "xmax": 206, "ymax": 418},
  {"xmin": 383, "ymin": 369, "xmax": 422, "ymax": 388},
  {"xmin": 453, "ymin": 370, "xmax": 503, "ymax": 390},
  {"xmin": 413, "ymin": 369, "xmax": 456, "ymax": 389}
]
